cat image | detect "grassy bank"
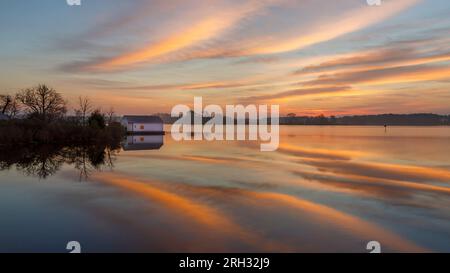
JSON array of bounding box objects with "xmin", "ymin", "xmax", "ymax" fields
[{"xmin": 0, "ymin": 119, "xmax": 125, "ymax": 146}]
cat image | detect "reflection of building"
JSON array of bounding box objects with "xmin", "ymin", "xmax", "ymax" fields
[
  {"xmin": 123, "ymin": 135, "xmax": 164, "ymax": 151},
  {"xmin": 121, "ymin": 116, "xmax": 164, "ymax": 134}
]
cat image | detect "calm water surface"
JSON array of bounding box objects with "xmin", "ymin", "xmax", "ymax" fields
[{"xmin": 1, "ymin": 126, "xmax": 449, "ymax": 252}]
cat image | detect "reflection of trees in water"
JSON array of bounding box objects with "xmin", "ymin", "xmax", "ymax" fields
[
  {"xmin": 0, "ymin": 143, "xmax": 121, "ymax": 180},
  {"xmin": 18, "ymin": 146, "xmax": 65, "ymax": 179},
  {"xmin": 63, "ymin": 145, "xmax": 119, "ymax": 181}
]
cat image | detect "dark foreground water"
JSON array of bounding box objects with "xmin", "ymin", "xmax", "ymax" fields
[{"xmin": 0, "ymin": 126, "xmax": 449, "ymax": 253}]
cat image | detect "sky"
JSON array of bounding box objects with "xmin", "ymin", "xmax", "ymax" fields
[{"xmin": 0, "ymin": 0, "xmax": 449, "ymax": 116}]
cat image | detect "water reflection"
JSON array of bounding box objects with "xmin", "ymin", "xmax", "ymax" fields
[
  {"xmin": 123, "ymin": 135, "xmax": 164, "ymax": 151},
  {"xmin": 0, "ymin": 126, "xmax": 449, "ymax": 252},
  {"xmin": 0, "ymin": 134, "xmax": 164, "ymax": 180},
  {"xmin": 92, "ymin": 172, "xmax": 425, "ymax": 252},
  {"xmin": 0, "ymin": 144, "xmax": 120, "ymax": 180}
]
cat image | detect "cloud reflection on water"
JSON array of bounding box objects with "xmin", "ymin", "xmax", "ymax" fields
[
  {"xmin": 1, "ymin": 126, "xmax": 449, "ymax": 252},
  {"xmin": 92, "ymin": 172, "xmax": 427, "ymax": 252}
]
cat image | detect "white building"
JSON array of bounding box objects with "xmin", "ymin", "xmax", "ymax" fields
[{"xmin": 121, "ymin": 115, "xmax": 164, "ymax": 134}]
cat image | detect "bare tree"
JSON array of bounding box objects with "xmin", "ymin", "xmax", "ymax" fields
[
  {"xmin": 8, "ymin": 96, "xmax": 20, "ymax": 118},
  {"xmin": 75, "ymin": 96, "xmax": 92, "ymax": 125},
  {"xmin": 17, "ymin": 84, "xmax": 67, "ymax": 122},
  {"xmin": 105, "ymin": 107, "xmax": 115, "ymax": 125},
  {"xmin": 1, "ymin": 94, "xmax": 21, "ymax": 118},
  {"xmin": 0, "ymin": 94, "xmax": 12, "ymax": 114}
]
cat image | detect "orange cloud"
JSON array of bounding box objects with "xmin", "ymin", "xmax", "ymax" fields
[
  {"xmin": 80, "ymin": 0, "xmax": 421, "ymax": 72},
  {"xmin": 245, "ymin": 86, "xmax": 353, "ymax": 102},
  {"xmin": 92, "ymin": 18, "xmax": 232, "ymax": 70},
  {"xmin": 244, "ymin": 0, "xmax": 420, "ymax": 55},
  {"xmin": 303, "ymin": 65, "xmax": 450, "ymax": 87},
  {"xmin": 298, "ymin": 48, "xmax": 450, "ymax": 75},
  {"xmin": 247, "ymin": 64, "xmax": 450, "ymax": 102},
  {"xmin": 90, "ymin": 1, "xmax": 277, "ymax": 71}
]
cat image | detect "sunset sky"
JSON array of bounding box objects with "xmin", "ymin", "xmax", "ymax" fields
[{"xmin": 0, "ymin": 0, "xmax": 449, "ymax": 115}]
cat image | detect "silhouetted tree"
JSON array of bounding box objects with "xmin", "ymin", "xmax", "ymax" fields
[
  {"xmin": 105, "ymin": 107, "xmax": 115, "ymax": 125},
  {"xmin": 0, "ymin": 94, "xmax": 20, "ymax": 118},
  {"xmin": 287, "ymin": 113, "xmax": 297, "ymax": 118},
  {"xmin": 17, "ymin": 84, "xmax": 67, "ymax": 122},
  {"xmin": 0, "ymin": 94, "xmax": 12, "ymax": 114},
  {"xmin": 316, "ymin": 114, "xmax": 329, "ymax": 125},
  {"xmin": 75, "ymin": 96, "xmax": 92, "ymax": 126},
  {"xmin": 329, "ymin": 115, "xmax": 337, "ymax": 125},
  {"xmin": 88, "ymin": 109, "xmax": 106, "ymax": 129}
]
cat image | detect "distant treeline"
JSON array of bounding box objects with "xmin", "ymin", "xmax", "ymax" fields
[
  {"xmin": 280, "ymin": 114, "xmax": 450, "ymax": 126},
  {"xmin": 155, "ymin": 113, "xmax": 450, "ymax": 126}
]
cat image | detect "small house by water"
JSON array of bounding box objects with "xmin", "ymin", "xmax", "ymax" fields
[{"xmin": 121, "ymin": 115, "xmax": 164, "ymax": 134}]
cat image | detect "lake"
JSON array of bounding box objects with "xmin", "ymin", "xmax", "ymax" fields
[{"xmin": 0, "ymin": 126, "xmax": 449, "ymax": 253}]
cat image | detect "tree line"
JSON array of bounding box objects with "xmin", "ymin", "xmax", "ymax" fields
[
  {"xmin": 280, "ymin": 113, "xmax": 450, "ymax": 126},
  {"xmin": 1, "ymin": 84, "xmax": 115, "ymax": 125},
  {"xmin": 0, "ymin": 84, "xmax": 124, "ymax": 145},
  {"xmin": 155, "ymin": 112, "xmax": 450, "ymax": 126}
]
